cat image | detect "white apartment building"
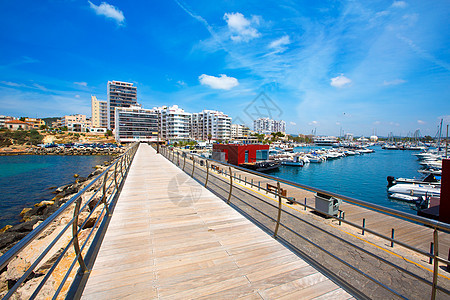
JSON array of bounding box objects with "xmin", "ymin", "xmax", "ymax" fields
[
  {"xmin": 254, "ymin": 118, "xmax": 286, "ymax": 134},
  {"xmin": 154, "ymin": 105, "xmax": 191, "ymax": 142},
  {"xmin": 231, "ymin": 124, "xmax": 250, "ymax": 138},
  {"xmin": 0, "ymin": 115, "xmax": 16, "ymax": 128},
  {"xmin": 114, "ymin": 105, "xmax": 159, "ymax": 143},
  {"xmin": 91, "ymin": 95, "xmax": 108, "ymax": 128},
  {"xmin": 191, "ymin": 110, "xmax": 231, "ymax": 141},
  {"xmin": 107, "ymin": 80, "xmax": 137, "ymax": 130},
  {"xmin": 61, "ymin": 114, "xmax": 92, "ymax": 132}
]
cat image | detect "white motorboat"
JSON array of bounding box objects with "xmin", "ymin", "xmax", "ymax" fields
[
  {"xmin": 388, "ymin": 183, "xmax": 440, "ymax": 198},
  {"xmin": 388, "ymin": 193, "xmax": 423, "ymax": 203},
  {"xmin": 387, "ymin": 174, "xmax": 440, "ymax": 187},
  {"xmin": 280, "ymin": 156, "xmax": 304, "ymax": 167}
]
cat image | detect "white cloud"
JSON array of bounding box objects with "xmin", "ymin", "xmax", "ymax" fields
[
  {"xmin": 268, "ymin": 35, "xmax": 291, "ymax": 53},
  {"xmin": 308, "ymin": 120, "xmax": 319, "ymax": 126},
  {"xmin": 177, "ymin": 80, "xmax": 187, "ymax": 87},
  {"xmin": 199, "ymin": 74, "xmax": 239, "ymax": 90},
  {"xmin": 373, "ymin": 121, "xmax": 381, "ymax": 125},
  {"xmin": 88, "ymin": 1, "xmax": 125, "ymax": 26},
  {"xmin": 336, "ymin": 122, "xmax": 341, "ymax": 126},
  {"xmin": 417, "ymin": 120, "xmax": 425, "ymax": 125},
  {"xmin": 383, "ymin": 79, "xmax": 406, "ymax": 86},
  {"xmin": 330, "ymin": 74, "xmax": 352, "ymax": 88},
  {"xmin": 289, "ymin": 121, "xmax": 296, "ymax": 126},
  {"xmin": 74, "ymin": 81, "xmax": 88, "ymax": 87},
  {"xmin": 392, "ymin": 1, "xmax": 407, "ymax": 8},
  {"xmin": 223, "ymin": 12, "xmax": 260, "ymax": 42},
  {"xmin": 269, "ymin": 35, "xmax": 290, "ymax": 49}
]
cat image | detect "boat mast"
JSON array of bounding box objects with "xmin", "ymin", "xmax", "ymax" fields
[
  {"xmin": 438, "ymin": 119, "xmax": 443, "ymax": 151},
  {"xmin": 446, "ymin": 124, "xmax": 448, "ymax": 158}
]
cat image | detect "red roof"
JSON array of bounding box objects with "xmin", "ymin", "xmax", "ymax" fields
[{"xmin": 5, "ymin": 120, "xmax": 31, "ymax": 125}]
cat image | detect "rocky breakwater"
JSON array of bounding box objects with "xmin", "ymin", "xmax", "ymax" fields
[
  {"xmin": 33, "ymin": 146, "xmax": 125, "ymax": 156},
  {"xmin": 0, "ymin": 159, "xmax": 116, "ymax": 298}
]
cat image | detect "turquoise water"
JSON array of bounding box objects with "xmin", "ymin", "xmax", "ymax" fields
[
  {"xmin": 0, "ymin": 155, "xmax": 113, "ymax": 229},
  {"xmin": 270, "ymin": 146, "xmax": 423, "ymax": 214}
]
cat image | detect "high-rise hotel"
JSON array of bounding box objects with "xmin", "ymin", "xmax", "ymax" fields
[
  {"xmin": 107, "ymin": 81, "xmax": 137, "ymax": 130},
  {"xmin": 91, "ymin": 96, "xmax": 108, "ymax": 128}
]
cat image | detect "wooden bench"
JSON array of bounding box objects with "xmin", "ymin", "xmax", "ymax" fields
[{"xmin": 267, "ymin": 183, "xmax": 287, "ymax": 197}]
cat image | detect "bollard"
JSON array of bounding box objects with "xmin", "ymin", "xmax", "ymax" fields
[
  {"xmin": 244, "ymin": 177, "xmax": 247, "ymax": 185},
  {"xmin": 251, "ymin": 178, "xmax": 253, "ymax": 187},
  {"xmin": 339, "ymin": 211, "xmax": 342, "ymax": 225},
  {"xmin": 391, "ymin": 229, "xmax": 395, "ymax": 247},
  {"xmin": 429, "ymin": 242, "xmax": 434, "ymax": 264},
  {"xmin": 258, "ymin": 181, "xmax": 260, "ymax": 191},
  {"xmin": 362, "ymin": 218, "xmax": 365, "ymax": 235}
]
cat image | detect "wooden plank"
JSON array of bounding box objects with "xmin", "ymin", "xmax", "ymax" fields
[{"xmin": 82, "ymin": 144, "xmax": 349, "ymax": 299}]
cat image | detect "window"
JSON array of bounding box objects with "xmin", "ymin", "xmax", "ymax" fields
[{"xmin": 256, "ymin": 150, "xmax": 268, "ymax": 161}]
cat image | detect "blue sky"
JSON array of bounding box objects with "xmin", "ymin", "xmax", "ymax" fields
[{"xmin": 0, "ymin": 0, "xmax": 449, "ymax": 137}]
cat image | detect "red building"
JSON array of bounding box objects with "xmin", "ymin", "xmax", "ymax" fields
[{"xmin": 212, "ymin": 144, "xmax": 270, "ymax": 165}]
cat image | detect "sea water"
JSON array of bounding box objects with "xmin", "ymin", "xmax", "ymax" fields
[
  {"xmin": 0, "ymin": 155, "xmax": 112, "ymax": 229},
  {"xmin": 270, "ymin": 146, "xmax": 424, "ymax": 214}
]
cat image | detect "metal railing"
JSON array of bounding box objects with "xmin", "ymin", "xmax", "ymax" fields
[
  {"xmin": 0, "ymin": 143, "xmax": 139, "ymax": 300},
  {"xmin": 159, "ymin": 146, "xmax": 450, "ymax": 300}
]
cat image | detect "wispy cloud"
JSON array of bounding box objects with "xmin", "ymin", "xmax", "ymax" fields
[
  {"xmin": 289, "ymin": 121, "xmax": 296, "ymax": 126},
  {"xmin": 391, "ymin": 1, "xmax": 407, "ymax": 9},
  {"xmin": 268, "ymin": 35, "xmax": 291, "ymax": 53},
  {"xmin": 88, "ymin": 1, "xmax": 125, "ymax": 26},
  {"xmin": 74, "ymin": 81, "xmax": 88, "ymax": 87},
  {"xmin": 417, "ymin": 120, "xmax": 425, "ymax": 125},
  {"xmin": 383, "ymin": 79, "xmax": 406, "ymax": 86},
  {"xmin": 0, "ymin": 81, "xmax": 24, "ymax": 87},
  {"xmin": 223, "ymin": 12, "xmax": 261, "ymax": 42},
  {"xmin": 199, "ymin": 74, "xmax": 239, "ymax": 90},
  {"xmin": 330, "ymin": 74, "xmax": 352, "ymax": 88},
  {"xmin": 177, "ymin": 80, "xmax": 187, "ymax": 87}
]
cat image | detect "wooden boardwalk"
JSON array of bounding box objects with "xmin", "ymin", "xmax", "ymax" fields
[{"xmin": 81, "ymin": 144, "xmax": 352, "ymax": 300}]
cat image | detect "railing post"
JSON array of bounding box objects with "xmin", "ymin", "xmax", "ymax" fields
[
  {"xmin": 101, "ymin": 171, "xmax": 111, "ymax": 216},
  {"xmin": 183, "ymin": 154, "xmax": 186, "ymax": 171},
  {"xmin": 431, "ymin": 228, "xmax": 439, "ymax": 300},
  {"xmin": 177, "ymin": 152, "xmax": 180, "ymax": 166},
  {"xmin": 114, "ymin": 161, "xmax": 118, "ymax": 189},
  {"xmin": 72, "ymin": 197, "xmax": 88, "ymax": 273},
  {"xmin": 227, "ymin": 166, "xmax": 233, "ymax": 204},
  {"xmin": 205, "ymin": 160, "xmax": 209, "ymax": 188},
  {"xmin": 274, "ymin": 181, "xmax": 282, "ymax": 239},
  {"xmin": 191, "ymin": 156, "xmax": 195, "ymax": 177}
]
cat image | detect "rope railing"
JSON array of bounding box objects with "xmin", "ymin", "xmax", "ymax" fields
[
  {"xmin": 0, "ymin": 143, "xmax": 139, "ymax": 300},
  {"xmin": 158, "ymin": 145, "xmax": 450, "ymax": 300}
]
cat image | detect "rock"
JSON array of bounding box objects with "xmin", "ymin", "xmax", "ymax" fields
[
  {"xmin": 20, "ymin": 208, "xmax": 32, "ymax": 216},
  {"xmin": 0, "ymin": 225, "xmax": 12, "ymax": 234},
  {"xmin": 0, "ymin": 232, "xmax": 28, "ymax": 252},
  {"xmin": 8, "ymin": 219, "xmax": 39, "ymax": 233},
  {"xmin": 34, "ymin": 200, "xmax": 54, "ymax": 207}
]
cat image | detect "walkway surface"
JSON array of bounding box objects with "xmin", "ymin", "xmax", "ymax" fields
[{"xmin": 81, "ymin": 144, "xmax": 352, "ymax": 299}]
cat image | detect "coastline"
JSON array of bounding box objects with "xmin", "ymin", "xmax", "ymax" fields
[{"xmin": 0, "ymin": 159, "xmax": 113, "ymax": 256}]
